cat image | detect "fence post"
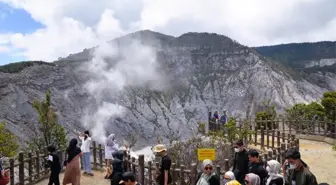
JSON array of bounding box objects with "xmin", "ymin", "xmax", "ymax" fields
[
  {"xmin": 180, "ymin": 165, "xmax": 185, "ymax": 185},
  {"xmin": 224, "ymin": 159, "xmax": 230, "ymax": 172},
  {"xmin": 261, "ymin": 126, "xmax": 265, "ymax": 149},
  {"xmin": 18, "ymin": 152, "xmax": 24, "ymax": 185},
  {"xmin": 139, "ymin": 155, "xmax": 145, "ymax": 185},
  {"xmin": 92, "ymin": 141, "xmax": 97, "ymax": 169},
  {"xmin": 35, "ymin": 151, "xmax": 40, "ymax": 180},
  {"xmin": 171, "ymin": 163, "xmax": 176, "ymax": 183},
  {"xmin": 28, "ymin": 152, "xmax": 33, "ymax": 183},
  {"xmin": 280, "ymin": 143, "xmax": 286, "ymax": 164},
  {"xmin": 191, "ymin": 163, "xmax": 197, "ymax": 185},
  {"xmin": 98, "ymin": 144, "xmax": 103, "ymax": 168},
  {"xmin": 254, "ymin": 123, "xmax": 257, "ymax": 145},
  {"xmin": 266, "ymin": 125, "xmax": 270, "ymax": 148},
  {"xmin": 148, "ymin": 161, "xmax": 153, "ymax": 185},
  {"xmin": 122, "ymin": 151, "xmax": 128, "ymax": 171},
  {"xmin": 276, "ymin": 130, "xmax": 280, "ymax": 147},
  {"xmin": 296, "ymin": 139, "xmax": 300, "ymax": 150},
  {"xmin": 208, "ymin": 111, "xmax": 212, "ymax": 132},
  {"xmin": 216, "ymin": 165, "xmax": 220, "ymax": 176},
  {"xmin": 9, "ymin": 158, "xmax": 14, "ymax": 185},
  {"xmin": 271, "ymin": 129, "xmax": 275, "ymax": 148},
  {"xmin": 131, "ymin": 157, "xmax": 136, "ymax": 174}
]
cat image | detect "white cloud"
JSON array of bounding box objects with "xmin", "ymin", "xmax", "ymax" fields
[
  {"xmin": 0, "ymin": 0, "xmax": 335, "ymax": 61},
  {"xmin": 0, "ymin": 45, "xmax": 9, "ymax": 53}
]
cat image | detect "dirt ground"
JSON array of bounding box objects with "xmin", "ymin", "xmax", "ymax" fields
[
  {"xmin": 37, "ymin": 139, "xmax": 336, "ymax": 185},
  {"xmin": 36, "ymin": 171, "xmax": 110, "ymax": 185},
  {"xmin": 299, "ymin": 139, "xmax": 336, "ymax": 185}
]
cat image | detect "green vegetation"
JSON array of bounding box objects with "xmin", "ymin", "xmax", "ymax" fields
[
  {"xmin": 285, "ymin": 102, "xmax": 325, "ymax": 129},
  {"xmin": 27, "ymin": 90, "xmax": 67, "ymax": 151},
  {"xmin": 0, "ymin": 122, "xmax": 19, "ymax": 157},
  {"xmin": 285, "ymin": 91, "xmax": 336, "ymax": 132},
  {"xmin": 254, "ymin": 41, "xmax": 336, "ymax": 69},
  {"xmin": 255, "ymin": 99, "xmax": 277, "ymax": 129},
  {"xmin": 0, "ymin": 61, "xmax": 54, "ymax": 73}
]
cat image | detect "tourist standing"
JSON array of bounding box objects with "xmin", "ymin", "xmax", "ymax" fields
[
  {"xmin": 79, "ymin": 130, "xmax": 93, "ymax": 176},
  {"xmin": 153, "ymin": 144, "xmax": 172, "ymax": 185},
  {"xmin": 232, "ymin": 140, "xmax": 249, "ymax": 184},
  {"xmin": 104, "ymin": 133, "xmax": 119, "ymax": 179},
  {"xmin": 248, "ymin": 149, "xmax": 267, "ymax": 185},
  {"xmin": 285, "ymin": 148, "xmax": 317, "ymax": 185},
  {"xmin": 63, "ymin": 138, "xmax": 82, "ymax": 185},
  {"xmin": 265, "ymin": 160, "xmax": 284, "ymax": 185},
  {"xmin": 46, "ymin": 145, "xmax": 61, "ymax": 185}
]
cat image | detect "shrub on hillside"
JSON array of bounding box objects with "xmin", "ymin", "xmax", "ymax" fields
[
  {"xmin": 168, "ymin": 136, "xmax": 233, "ymax": 168},
  {"xmin": 0, "ymin": 61, "xmax": 54, "ymax": 73},
  {"xmin": 255, "ymin": 99, "xmax": 278, "ymax": 129}
]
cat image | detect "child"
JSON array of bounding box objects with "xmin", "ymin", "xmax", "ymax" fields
[{"xmin": 46, "ymin": 145, "xmax": 61, "ymax": 185}]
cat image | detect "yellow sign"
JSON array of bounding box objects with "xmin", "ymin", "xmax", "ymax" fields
[{"xmin": 197, "ymin": 148, "xmax": 216, "ymax": 161}]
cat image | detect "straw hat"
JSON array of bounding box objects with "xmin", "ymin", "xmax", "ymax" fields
[{"xmin": 152, "ymin": 144, "xmax": 167, "ymax": 153}]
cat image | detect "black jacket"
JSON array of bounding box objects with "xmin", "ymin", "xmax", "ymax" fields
[
  {"xmin": 249, "ymin": 161, "xmax": 268, "ymax": 184},
  {"xmin": 196, "ymin": 172, "xmax": 220, "ymax": 185},
  {"xmin": 232, "ymin": 149, "xmax": 249, "ymax": 184},
  {"xmin": 46, "ymin": 153, "xmax": 61, "ymax": 173},
  {"xmin": 110, "ymin": 151, "xmax": 124, "ymax": 185},
  {"xmin": 268, "ymin": 177, "xmax": 284, "ymax": 185}
]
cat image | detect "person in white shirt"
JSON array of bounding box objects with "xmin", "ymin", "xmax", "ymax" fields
[{"xmin": 79, "ymin": 130, "xmax": 93, "ymax": 176}]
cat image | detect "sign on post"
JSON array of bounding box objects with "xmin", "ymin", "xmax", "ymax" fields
[{"xmin": 197, "ymin": 148, "xmax": 216, "ymax": 161}]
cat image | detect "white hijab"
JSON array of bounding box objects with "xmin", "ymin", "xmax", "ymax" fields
[
  {"xmin": 196, "ymin": 159, "xmax": 214, "ymax": 185},
  {"xmin": 266, "ymin": 160, "xmax": 284, "ymax": 185}
]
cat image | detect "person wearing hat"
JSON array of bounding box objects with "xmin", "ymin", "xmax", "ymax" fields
[
  {"xmin": 232, "ymin": 140, "xmax": 249, "ymax": 184},
  {"xmin": 285, "ymin": 148, "xmax": 317, "ymax": 185},
  {"xmin": 119, "ymin": 172, "xmax": 141, "ymax": 185},
  {"xmin": 152, "ymin": 144, "xmax": 172, "ymax": 185}
]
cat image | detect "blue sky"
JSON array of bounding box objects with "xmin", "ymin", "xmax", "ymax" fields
[{"xmin": 0, "ymin": 2, "xmax": 43, "ymax": 65}]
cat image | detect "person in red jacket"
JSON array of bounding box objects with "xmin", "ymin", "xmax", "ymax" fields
[{"xmin": 0, "ymin": 157, "xmax": 9, "ymax": 185}]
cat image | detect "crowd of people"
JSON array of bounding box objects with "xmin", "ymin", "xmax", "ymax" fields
[
  {"xmin": 0, "ymin": 129, "xmax": 319, "ymax": 185},
  {"xmin": 194, "ymin": 139, "xmax": 318, "ymax": 185}
]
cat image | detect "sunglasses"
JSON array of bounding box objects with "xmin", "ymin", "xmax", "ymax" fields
[
  {"xmin": 204, "ymin": 167, "xmax": 213, "ymax": 170},
  {"xmin": 224, "ymin": 177, "xmax": 231, "ymax": 180}
]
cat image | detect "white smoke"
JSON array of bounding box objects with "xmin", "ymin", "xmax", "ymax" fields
[{"xmin": 81, "ymin": 40, "xmax": 165, "ymax": 144}]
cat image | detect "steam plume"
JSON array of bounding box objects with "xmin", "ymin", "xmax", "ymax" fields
[{"xmin": 81, "ymin": 40, "xmax": 164, "ymax": 143}]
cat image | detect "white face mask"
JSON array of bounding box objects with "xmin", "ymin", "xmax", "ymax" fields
[
  {"xmin": 266, "ymin": 166, "xmax": 270, "ymax": 172},
  {"xmin": 234, "ymin": 148, "xmax": 240, "ymax": 153},
  {"xmin": 289, "ymin": 163, "xmax": 297, "ymax": 169}
]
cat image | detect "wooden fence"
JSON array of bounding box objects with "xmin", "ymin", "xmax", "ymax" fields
[
  {"xmin": 208, "ymin": 111, "xmax": 336, "ymax": 138},
  {"xmin": 2, "ymin": 123, "xmax": 299, "ymax": 185}
]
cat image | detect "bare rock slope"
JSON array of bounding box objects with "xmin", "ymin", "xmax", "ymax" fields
[{"xmin": 0, "ymin": 31, "xmax": 334, "ymax": 147}]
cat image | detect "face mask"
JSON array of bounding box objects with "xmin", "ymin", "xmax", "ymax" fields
[
  {"xmin": 223, "ymin": 179, "xmax": 229, "ymax": 184},
  {"xmin": 289, "ymin": 163, "xmax": 297, "ymax": 169},
  {"xmin": 266, "ymin": 166, "xmax": 270, "ymax": 172},
  {"xmin": 234, "ymin": 148, "xmax": 240, "ymax": 153}
]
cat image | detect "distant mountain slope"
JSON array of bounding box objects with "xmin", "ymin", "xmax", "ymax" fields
[
  {"xmin": 0, "ymin": 30, "xmax": 333, "ymax": 147},
  {"xmin": 254, "ymin": 41, "xmax": 336, "ymax": 70}
]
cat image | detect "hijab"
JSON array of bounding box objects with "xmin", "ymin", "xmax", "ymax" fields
[
  {"xmin": 224, "ymin": 171, "xmax": 237, "ymax": 185},
  {"xmin": 66, "ymin": 138, "xmax": 81, "ymax": 162},
  {"xmin": 246, "ymin": 173, "xmax": 260, "ymax": 185},
  {"xmin": 196, "ymin": 159, "xmax": 215, "ymax": 185},
  {"xmin": 106, "ymin": 134, "xmax": 116, "ymax": 147},
  {"xmin": 266, "ymin": 160, "xmax": 284, "ymax": 185}
]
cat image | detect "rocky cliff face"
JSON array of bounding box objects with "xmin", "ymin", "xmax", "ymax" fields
[{"xmin": 0, "ymin": 31, "xmax": 334, "ymax": 148}]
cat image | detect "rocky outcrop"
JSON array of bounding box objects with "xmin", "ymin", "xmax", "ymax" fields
[{"xmin": 0, "ymin": 31, "xmax": 334, "ymax": 148}]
